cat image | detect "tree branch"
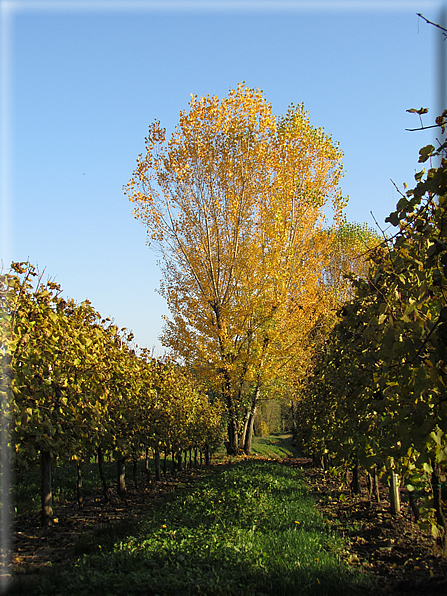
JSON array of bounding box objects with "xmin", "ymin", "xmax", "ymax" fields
[
  {"xmin": 405, "ymin": 123, "xmax": 442, "ymax": 132},
  {"xmin": 417, "ymin": 13, "xmax": 447, "ymax": 38}
]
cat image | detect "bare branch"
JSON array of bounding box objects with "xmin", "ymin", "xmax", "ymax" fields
[
  {"xmin": 417, "ymin": 13, "xmax": 447, "ymax": 38},
  {"xmin": 390, "ymin": 179, "xmax": 406, "ymax": 200},
  {"xmin": 406, "ymin": 123, "xmax": 441, "ymax": 132},
  {"xmin": 369, "ymin": 210, "xmax": 389, "ymax": 242}
]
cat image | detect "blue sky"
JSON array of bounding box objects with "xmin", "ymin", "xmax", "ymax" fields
[{"xmin": 1, "ymin": 0, "xmax": 446, "ymax": 354}]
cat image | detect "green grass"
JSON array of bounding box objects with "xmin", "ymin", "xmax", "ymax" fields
[
  {"xmin": 250, "ymin": 433, "xmax": 301, "ymax": 459},
  {"xmin": 211, "ymin": 433, "xmax": 301, "ymax": 462},
  {"xmin": 9, "ymin": 460, "xmax": 369, "ymax": 596}
]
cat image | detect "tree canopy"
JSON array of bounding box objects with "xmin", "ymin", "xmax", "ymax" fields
[{"xmin": 125, "ymin": 83, "xmax": 351, "ymax": 453}]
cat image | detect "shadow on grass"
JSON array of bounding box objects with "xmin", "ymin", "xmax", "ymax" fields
[
  {"xmin": 8, "ymin": 460, "xmax": 370, "ymax": 596},
  {"xmin": 9, "ymin": 542, "xmax": 367, "ymax": 596}
]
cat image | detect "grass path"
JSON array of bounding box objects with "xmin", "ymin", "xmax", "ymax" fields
[{"xmin": 10, "ymin": 459, "xmax": 369, "ymax": 595}]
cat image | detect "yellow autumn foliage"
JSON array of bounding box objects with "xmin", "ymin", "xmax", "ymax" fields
[{"xmin": 125, "ymin": 83, "xmax": 347, "ymax": 453}]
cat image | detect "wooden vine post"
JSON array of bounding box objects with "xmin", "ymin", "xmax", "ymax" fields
[
  {"xmin": 432, "ymin": 462, "xmax": 447, "ymax": 551},
  {"xmin": 41, "ymin": 451, "xmax": 53, "ymax": 526},
  {"xmin": 97, "ymin": 446, "xmax": 110, "ymax": 503},
  {"xmin": 389, "ymin": 472, "xmax": 401, "ymax": 515},
  {"xmin": 116, "ymin": 455, "xmax": 127, "ymax": 498},
  {"xmin": 154, "ymin": 448, "xmax": 161, "ymax": 481},
  {"xmin": 76, "ymin": 459, "xmax": 83, "ymax": 508}
]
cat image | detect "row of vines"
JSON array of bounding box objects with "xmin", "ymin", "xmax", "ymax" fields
[
  {"xmin": 0, "ymin": 262, "xmax": 224, "ymax": 525},
  {"xmin": 294, "ymin": 114, "xmax": 447, "ymax": 549}
]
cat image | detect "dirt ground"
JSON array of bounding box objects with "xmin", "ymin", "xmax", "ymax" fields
[
  {"xmin": 6, "ymin": 468, "xmax": 206, "ymax": 579},
  {"xmin": 4, "ymin": 458, "xmax": 447, "ymax": 595},
  {"xmin": 283, "ymin": 458, "xmax": 447, "ymax": 595}
]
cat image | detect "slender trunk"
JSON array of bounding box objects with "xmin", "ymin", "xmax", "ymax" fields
[
  {"xmin": 133, "ymin": 456, "xmax": 138, "ymax": 490},
  {"xmin": 200, "ymin": 450, "xmax": 203, "ymax": 466},
  {"xmin": 194, "ymin": 448, "xmax": 198, "ymax": 468},
  {"xmin": 177, "ymin": 451, "xmax": 183, "ymax": 472},
  {"xmin": 409, "ymin": 491, "xmax": 420, "ymax": 522},
  {"xmin": 226, "ymin": 417, "xmax": 239, "ymax": 455},
  {"xmin": 312, "ymin": 453, "xmax": 325, "ymax": 468},
  {"xmin": 41, "ymin": 450, "xmax": 53, "ymax": 526},
  {"xmin": 116, "ymin": 455, "xmax": 126, "ymax": 499},
  {"xmin": 154, "ymin": 447, "xmax": 161, "ymax": 481},
  {"xmin": 76, "ymin": 460, "xmax": 83, "ymax": 508},
  {"xmin": 163, "ymin": 451, "xmax": 167, "ymax": 477},
  {"xmin": 432, "ymin": 462, "xmax": 446, "ymax": 551},
  {"xmin": 239, "ymin": 410, "xmax": 249, "ymax": 450},
  {"xmin": 145, "ymin": 447, "xmax": 151, "ymax": 482},
  {"xmin": 98, "ymin": 446, "xmax": 110, "ymax": 503},
  {"xmin": 244, "ymin": 387, "xmax": 260, "ymax": 455},
  {"xmin": 290, "ymin": 401, "xmax": 298, "ymax": 443},
  {"xmin": 171, "ymin": 451, "xmax": 177, "ymax": 475},
  {"xmin": 221, "ymin": 368, "xmax": 239, "ymax": 455},
  {"xmin": 344, "ymin": 464, "xmax": 350, "ymax": 488},
  {"xmin": 351, "ymin": 456, "xmax": 361, "ymax": 495},
  {"xmin": 373, "ymin": 466, "xmax": 380, "ymax": 503},
  {"xmin": 244, "ymin": 406, "xmax": 257, "ymax": 455},
  {"xmin": 205, "ymin": 444, "xmax": 211, "ymax": 466},
  {"xmin": 216, "ymin": 314, "xmax": 239, "ymax": 456},
  {"xmin": 389, "ymin": 472, "xmax": 400, "ymax": 515},
  {"xmin": 366, "ymin": 470, "xmax": 373, "ymax": 501}
]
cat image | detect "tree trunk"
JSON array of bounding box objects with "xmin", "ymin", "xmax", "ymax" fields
[
  {"xmin": 145, "ymin": 447, "xmax": 151, "ymax": 482},
  {"xmin": 344, "ymin": 464, "xmax": 350, "ymax": 488},
  {"xmin": 313, "ymin": 453, "xmax": 324, "ymax": 469},
  {"xmin": 351, "ymin": 456, "xmax": 361, "ymax": 495},
  {"xmin": 98, "ymin": 446, "xmax": 110, "ymax": 503},
  {"xmin": 290, "ymin": 401, "xmax": 298, "ymax": 442},
  {"xmin": 389, "ymin": 472, "xmax": 400, "ymax": 515},
  {"xmin": 226, "ymin": 418, "xmax": 239, "ymax": 455},
  {"xmin": 366, "ymin": 470, "xmax": 373, "ymax": 501},
  {"xmin": 373, "ymin": 466, "xmax": 380, "ymax": 503},
  {"xmin": 194, "ymin": 448, "xmax": 198, "ymax": 468},
  {"xmin": 244, "ymin": 406, "xmax": 257, "ymax": 455},
  {"xmin": 177, "ymin": 451, "xmax": 183, "ymax": 471},
  {"xmin": 154, "ymin": 447, "xmax": 161, "ymax": 481},
  {"xmin": 133, "ymin": 456, "xmax": 138, "ymax": 489},
  {"xmin": 116, "ymin": 455, "xmax": 126, "ymax": 498},
  {"xmin": 163, "ymin": 451, "xmax": 167, "ymax": 477},
  {"xmin": 432, "ymin": 462, "xmax": 446, "ymax": 551},
  {"xmin": 41, "ymin": 450, "xmax": 53, "ymax": 526},
  {"xmin": 76, "ymin": 459, "xmax": 83, "ymax": 508},
  {"xmin": 408, "ymin": 491, "xmax": 420, "ymax": 522},
  {"xmin": 205, "ymin": 444, "xmax": 211, "ymax": 465},
  {"xmin": 239, "ymin": 410, "xmax": 249, "ymax": 450}
]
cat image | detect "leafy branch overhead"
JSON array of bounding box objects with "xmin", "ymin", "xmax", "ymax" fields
[
  {"xmin": 294, "ymin": 116, "xmax": 447, "ymax": 549},
  {"xmin": 406, "ymin": 107, "xmax": 447, "ymax": 133}
]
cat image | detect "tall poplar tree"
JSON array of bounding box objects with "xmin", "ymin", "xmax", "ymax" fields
[{"xmin": 125, "ymin": 83, "xmax": 346, "ymax": 454}]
